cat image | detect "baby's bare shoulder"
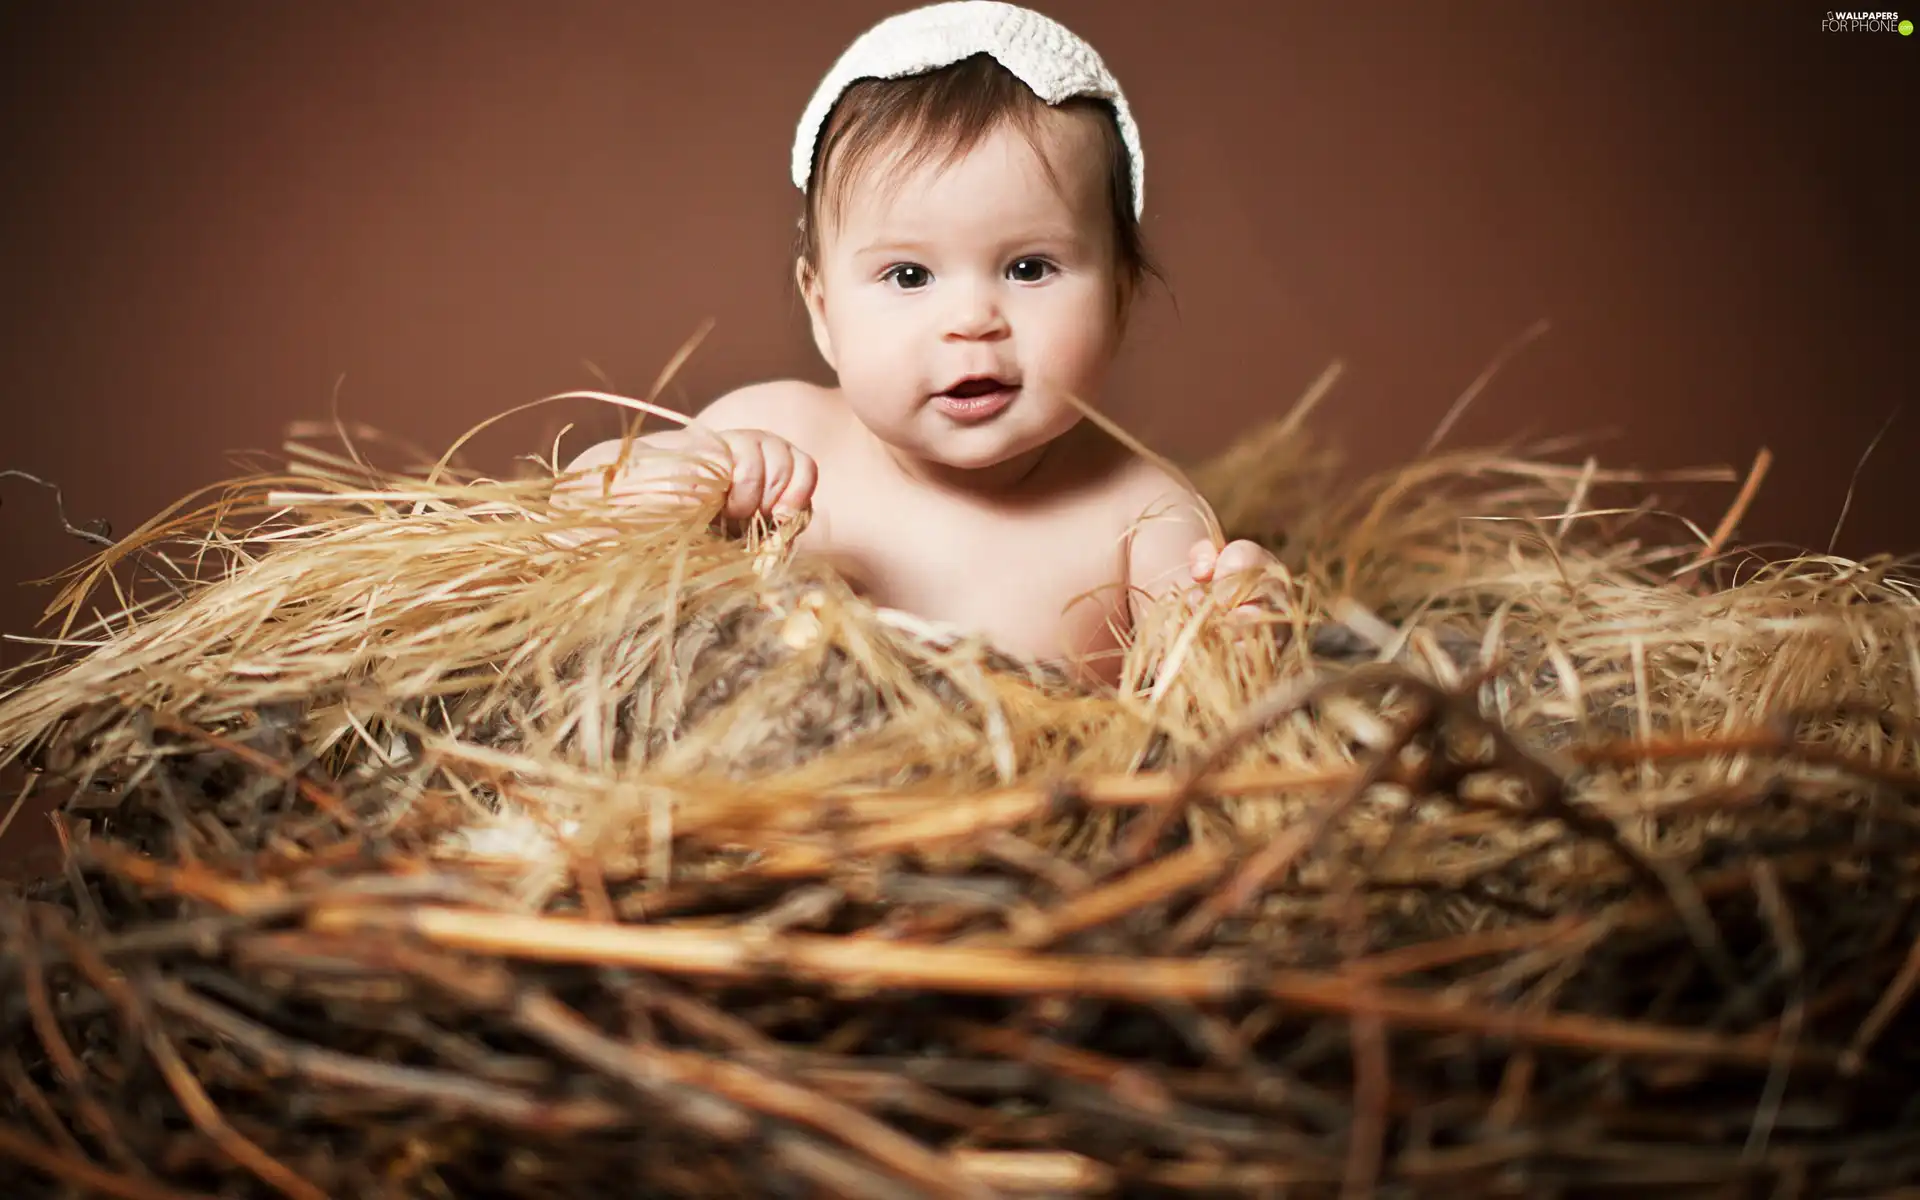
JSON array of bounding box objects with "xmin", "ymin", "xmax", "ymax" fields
[
  {"xmin": 1093, "ymin": 454, "xmax": 1211, "ymax": 528},
  {"xmin": 697, "ymin": 379, "xmax": 841, "ymax": 449},
  {"xmin": 560, "ymin": 381, "xmax": 841, "ymax": 478}
]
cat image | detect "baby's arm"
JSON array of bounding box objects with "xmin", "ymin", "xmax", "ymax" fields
[
  {"xmin": 555, "ymin": 382, "xmax": 819, "ymax": 522},
  {"xmin": 1123, "ymin": 472, "xmax": 1278, "ymax": 619},
  {"xmin": 1124, "ymin": 481, "xmax": 1216, "ymax": 616}
]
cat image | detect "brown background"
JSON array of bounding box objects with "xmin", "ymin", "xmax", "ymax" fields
[{"xmin": 1, "ymin": 3, "xmax": 1914, "ymax": 874}]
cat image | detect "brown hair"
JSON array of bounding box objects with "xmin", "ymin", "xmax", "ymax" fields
[{"xmin": 795, "ymin": 53, "xmax": 1158, "ymax": 314}]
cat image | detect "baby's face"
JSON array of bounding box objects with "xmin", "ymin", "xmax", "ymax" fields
[{"xmin": 801, "ymin": 109, "xmax": 1123, "ymax": 477}]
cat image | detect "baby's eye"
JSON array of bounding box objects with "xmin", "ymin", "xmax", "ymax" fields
[
  {"xmin": 1007, "ymin": 258, "xmax": 1055, "ymax": 283},
  {"xmin": 883, "ymin": 264, "xmax": 931, "ymax": 290}
]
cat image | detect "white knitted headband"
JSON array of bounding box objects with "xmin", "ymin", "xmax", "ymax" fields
[{"xmin": 791, "ymin": 1, "xmax": 1145, "ymax": 218}]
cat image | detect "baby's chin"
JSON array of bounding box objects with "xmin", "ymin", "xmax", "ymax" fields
[
  {"xmin": 850, "ymin": 397, "xmax": 1081, "ymax": 475},
  {"xmin": 905, "ymin": 424, "xmax": 1061, "ymax": 472},
  {"xmin": 861, "ymin": 430, "xmax": 1046, "ymax": 481}
]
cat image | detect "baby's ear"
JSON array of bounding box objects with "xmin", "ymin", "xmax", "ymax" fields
[{"xmin": 794, "ymin": 257, "xmax": 837, "ymax": 373}]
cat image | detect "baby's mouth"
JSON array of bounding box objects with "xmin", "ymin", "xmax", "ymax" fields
[
  {"xmin": 943, "ymin": 376, "xmax": 1013, "ymax": 399},
  {"xmin": 935, "ymin": 376, "xmax": 1020, "ymax": 421}
]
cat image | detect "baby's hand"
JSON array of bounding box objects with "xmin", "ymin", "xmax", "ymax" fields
[
  {"xmin": 1187, "ymin": 538, "xmax": 1279, "ymax": 616},
  {"xmin": 708, "ymin": 429, "xmax": 818, "ymax": 523},
  {"xmin": 555, "ymin": 427, "xmax": 817, "ymax": 525}
]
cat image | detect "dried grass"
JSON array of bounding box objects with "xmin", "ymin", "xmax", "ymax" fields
[{"xmin": 2, "ymin": 381, "xmax": 1918, "ymax": 1198}]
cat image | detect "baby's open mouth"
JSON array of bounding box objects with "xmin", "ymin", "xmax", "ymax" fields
[
  {"xmin": 942, "ymin": 376, "xmax": 1013, "ymax": 399},
  {"xmin": 935, "ymin": 377, "xmax": 1019, "ymax": 422}
]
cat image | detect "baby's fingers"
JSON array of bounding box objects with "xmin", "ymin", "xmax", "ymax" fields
[
  {"xmin": 1207, "ymin": 540, "xmax": 1277, "ymax": 611},
  {"xmin": 772, "ymin": 448, "xmax": 818, "ymax": 519},
  {"xmin": 721, "ymin": 437, "xmax": 771, "ymax": 522},
  {"xmin": 1187, "ymin": 538, "xmax": 1218, "ymax": 582},
  {"xmin": 1214, "ymin": 539, "xmax": 1270, "ymax": 578}
]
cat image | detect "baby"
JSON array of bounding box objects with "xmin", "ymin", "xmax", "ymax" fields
[{"xmin": 558, "ymin": 1, "xmax": 1274, "ymax": 685}]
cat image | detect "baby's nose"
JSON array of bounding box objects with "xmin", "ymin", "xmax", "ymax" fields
[{"xmin": 943, "ymin": 281, "xmax": 1008, "ymax": 339}]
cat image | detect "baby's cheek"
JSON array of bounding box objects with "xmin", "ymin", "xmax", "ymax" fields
[
  {"xmin": 1041, "ymin": 310, "xmax": 1119, "ymax": 387},
  {"xmin": 834, "ymin": 318, "xmax": 917, "ymax": 394}
]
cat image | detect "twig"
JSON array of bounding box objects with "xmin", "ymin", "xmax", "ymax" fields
[
  {"xmin": 146, "ymin": 978, "xmax": 630, "ymax": 1133},
  {"xmin": 1744, "ymin": 860, "xmax": 1803, "ymax": 1158},
  {"xmin": 947, "ymin": 1149, "xmax": 1114, "ymax": 1195},
  {"xmin": 715, "ymin": 1003, "xmax": 998, "ymax": 1129},
  {"xmin": 1673, "ymin": 447, "xmax": 1772, "ymax": 579},
  {"xmin": 1382, "ymin": 668, "xmax": 1749, "ymax": 1002},
  {"xmin": 1337, "ymin": 917, "xmax": 1590, "ymax": 982},
  {"xmin": 79, "ymin": 841, "xmax": 509, "ymax": 921},
  {"xmin": 2, "ymin": 1044, "xmax": 88, "ymax": 1160},
  {"xmin": 52, "ymin": 915, "xmax": 326, "ymax": 1200},
  {"xmin": 7, "ymin": 904, "xmax": 146, "ymax": 1173},
  {"xmin": 1113, "ymin": 673, "xmax": 1331, "ymax": 865},
  {"xmin": 145, "ymin": 712, "xmax": 360, "ymax": 830},
  {"xmin": 1843, "ymin": 927, "xmax": 1920, "ymax": 1076},
  {"xmin": 980, "ymin": 830, "xmax": 1094, "ymax": 894},
  {"xmin": 0, "ymin": 1126, "xmax": 214, "ymax": 1200},
  {"xmin": 1570, "ymin": 722, "xmax": 1920, "ymax": 793},
  {"xmin": 509, "ymin": 989, "xmax": 992, "ymax": 1200},
  {"xmin": 310, "ymin": 903, "xmax": 1833, "ymax": 1069},
  {"xmin": 1827, "ymin": 405, "xmax": 1901, "ymax": 555},
  {"xmin": 944, "ymin": 1019, "xmax": 1177, "ymax": 1116},
  {"xmin": 1339, "ymin": 890, "xmax": 1388, "ymax": 1200},
  {"xmin": 1421, "ymin": 318, "xmax": 1553, "ymax": 456},
  {"xmin": 1167, "ymin": 697, "xmax": 1431, "ymax": 950},
  {"xmin": 0, "ymin": 468, "xmax": 192, "ymax": 605},
  {"xmin": 753, "ymin": 762, "xmax": 1370, "ymax": 878},
  {"xmin": 0, "ymin": 469, "xmax": 116, "ymax": 547},
  {"xmin": 991, "ymin": 841, "xmax": 1229, "ymax": 950}
]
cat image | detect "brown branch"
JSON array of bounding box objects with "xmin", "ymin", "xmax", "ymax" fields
[
  {"xmin": 1169, "ymin": 697, "xmax": 1432, "ymax": 951},
  {"xmin": 7, "ymin": 904, "xmax": 146, "ymax": 1173},
  {"xmin": 1844, "ymin": 927, "xmax": 1920, "ymax": 1076},
  {"xmin": 1114, "ymin": 672, "xmax": 1332, "ymax": 864},
  {"xmin": 751, "ymin": 761, "xmax": 1364, "ymax": 878},
  {"xmin": 310, "ymin": 903, "xmax": 1836, "ymax": 1070},
  {"xmin": 0, "ymin": 1126, "xmax": 215, "ymax": 1200},
  {"xmin": 944, "ymin": 1019, "xmax": 1178, "ymax": 1117},
  {"xmin": 81, "ymin": 841, "xmax": 292, "ymax": 913},
  {"xmin": 2, "ymin": 1045, "xmax": 88, "ymax": 1160},
  {"xmin": 989, "ymin": 841, "xmax": 1230, "ymax": 950},
  {"xmin": 947, "ymin": 1149, "xmax": 1114, "ymax": 1195},
  {"xmin": 145, "ymin": 978, "xmax": 630, "ymax": 1134},
  {"xmin": 1339, "ymin": 892, "xmax": 1388, "ymax": 1200},
  {"xmin": 145, "ymin": 712, "xmax": 361, "ymax": 830},
  {"xmin": 51, "ymin": 914, "xmax": 325, "ymax": 1200},
  {"xmin": 509, "ymin": 989, "xmax": 991, "ymax": 1200},
  {"xmin": 1386, "ymin": 668, "xmax": 1750, "ymax": 1003}
]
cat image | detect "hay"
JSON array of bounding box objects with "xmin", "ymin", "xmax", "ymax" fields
[{"xmin": 3, "ymin": 394, "xmax": 1919, "ymax": 1199}]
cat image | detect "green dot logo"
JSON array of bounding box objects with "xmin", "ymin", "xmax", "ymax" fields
[{"xmin": 1903, "ymin": 18, "xmax": 1915, "ymax": 34}]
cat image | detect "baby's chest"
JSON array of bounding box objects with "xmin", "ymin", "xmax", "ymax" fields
[{"xmin": 804, "ymin": 493, "xmax": 1129, "ymax": 657}]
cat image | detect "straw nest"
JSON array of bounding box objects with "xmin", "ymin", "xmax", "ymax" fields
[{"xmin": 2, "ymin": 384, "xmax": 1919, "ymax": 1199}]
